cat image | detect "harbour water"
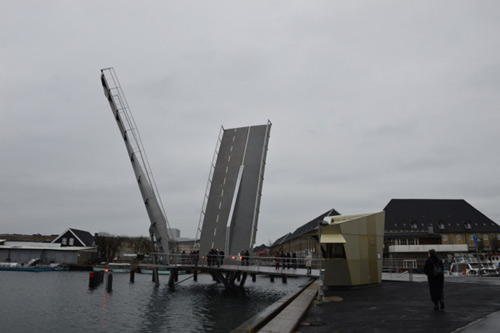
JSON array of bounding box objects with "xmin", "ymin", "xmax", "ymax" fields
[{"xmin": 0, "ymin": 270, "xmax": 307, "ymax": 332}]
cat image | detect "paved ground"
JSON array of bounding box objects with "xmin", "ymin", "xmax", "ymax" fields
[{"xmin": 296, "ymin": 274, "xmax": 500, "ymax": 333}]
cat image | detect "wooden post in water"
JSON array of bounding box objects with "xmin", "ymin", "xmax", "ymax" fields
[
  {"xmin": 106, "ymin": 273, "xmax": 113, "ymax": 292},
  {"xmin": 251, "ymin": 273, "xmax": 256, "ymax": 282},
  {"xmin": 130, "ymin": 270, "xmax": 135, "ymax": 283},
  {"xmin": 153, "ymin": 267, "xmax": 160, "ymax": 286},
  {"xmin": 281, "ymin": 275, "xmax": 287, "ymax": 283},
  {"xmin": 194, "ymin": 270, "xmax": 198, "ymax": 282},
  {"xmin": 89, "ymin": 272, "xmax": 96, "ymax": 288},
  {"xmin": 270, "ymin": 275, "xmax": 275, "ymax": 282}
]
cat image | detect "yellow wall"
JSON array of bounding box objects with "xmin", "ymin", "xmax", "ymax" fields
[{"xmin": 322, "ymin": 212, "xmax": 385, "ymax": 286}]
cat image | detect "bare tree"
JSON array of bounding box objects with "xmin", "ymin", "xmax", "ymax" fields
[
  {"xmin": 95, "ymin": 232, "xmax": 125, "ymax": 262},
  {"xmin": 130, "ymin": 236, "xmax": 153, "ymax": 256}
]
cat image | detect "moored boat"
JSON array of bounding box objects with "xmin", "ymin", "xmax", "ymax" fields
[
  {"xmin": 93, "ymin": 262, "xmax": 132, "ymax": 273},
  {"xmin": 0, "ymin": 259, "xmax": 66, "ymax": 272}
]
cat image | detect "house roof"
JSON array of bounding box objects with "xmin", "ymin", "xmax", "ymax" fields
[
  {"xmin": 252, "ymin": 243, "xmax": 268, "ymax": 253},
  {"xmin": 272, "ymin": 208, "xmax": 341, "ymax": 246},
  {"xmin": 51, "ymin": 228, "xmax": 95, "ymax": 246},
  {"xmin": 383, "ymin": 199, "xmax": 500, "ymax": 234},
  {"xmin": 272, "ymin": 233, "xmax": 291, "ymax": 246}
]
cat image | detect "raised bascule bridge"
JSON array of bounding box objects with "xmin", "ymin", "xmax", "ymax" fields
[{"xmin": 101, "ymin": 68, "xmax": 316, "ymax": 288}]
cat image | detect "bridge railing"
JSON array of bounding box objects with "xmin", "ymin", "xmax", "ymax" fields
[
  {"xmin": 146, "ymin": 253, "xmax": 321, "ymax": 270},
  {"xmin": 382, "ymin": 258, "xmax": 428, "ymax": 274}
]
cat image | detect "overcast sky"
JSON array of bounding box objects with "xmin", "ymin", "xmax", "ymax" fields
[{"xmin": 1, "ymin": 1, "xmax": 499, "ymax": 246}]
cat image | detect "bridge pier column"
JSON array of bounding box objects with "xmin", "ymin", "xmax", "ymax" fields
[
  {"xmin": 168, "ymin": 269, "xmax": 178, "ymax": 289},
  {"xmin": 239, "ymin": 272, "xmax": 248, "ymax": 288}
]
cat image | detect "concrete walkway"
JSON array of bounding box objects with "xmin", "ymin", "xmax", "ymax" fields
[
  {"xmin": 297, "ymin": 273, "xmax": 500, "ymax": 332},
  {"xmin": 235, "ymin": 272, "xmax": 500, "ymax": 332}
]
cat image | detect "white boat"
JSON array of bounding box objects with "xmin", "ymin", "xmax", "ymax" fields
[
  {"xmin": 449, "ymin": 254, "xmax": 500, "ymax": 276},
  {"xmin": 0, "ymin": 259, "xmax": 66, "ymax": 272}
]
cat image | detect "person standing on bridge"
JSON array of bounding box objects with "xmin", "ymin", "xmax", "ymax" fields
[
  {"xmin": 305, "ymin": 251, "xmax": 312, "ymax": 275},
  {"xmin": 275, "ymin": 252, "xmax": 281, "ymax": 270},
  {"xmin": 219, "ymin": 250, "xmax": 224, "ymax": 266}
]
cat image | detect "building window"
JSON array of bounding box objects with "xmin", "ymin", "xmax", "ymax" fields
[
  {"xmin": 69, "ymin": 238, "xmax": 74, "ymax": 246},
  {"xmin": 497, "ymin": 234, "xmax": 500, "ymax": 241},
  {"xmin": 325, "ymin": 243, "xmax": 346, "ymax": 259},
  {"xmin": 62, "ymin": 237, "xmax": 67, "ymax": 245},
  {"xmin": 464, "ymin": 222, "xmax": 472, "ymax": 229},
  {"xmin": 410, "ymin": 222, "xmax": 418, "ymax": 229},
  {"xmin": 394, "ymin": 238, "xmax": 418, "ymax": 245},
  {"xmin": 456, "ymin": 234, "xmax": 462, "ymax": 241},
  {"xmin": 484, "ymin": 235, "xmax": 489, "ymax": 241},
  {"xmin": 470, "ymin": 235, "xmax": 475, "ymax": 241},
  {"xmin": 438, "ymin": 222, "xmax": 445, "ymax": 230},
  {"xmin": 442, "ymin": 235, "xmax": 448, "ymax": 241}
]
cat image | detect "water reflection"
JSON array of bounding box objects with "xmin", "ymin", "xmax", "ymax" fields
[
  {"xmin": 138, "ymin": 274, "xmax": 300, "ymax": 332},
  {"xmin": 140, "ymin": 285, "xmax": 171, "ymax": 333},
  {"xmin": 0, "ymin": 271, "xmax": 305, "ymax": 332}
]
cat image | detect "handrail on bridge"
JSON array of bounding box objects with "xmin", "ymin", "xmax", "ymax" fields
[{"xmin": 140, "ymin": 253, "xmax": 322, "ymax": 271}]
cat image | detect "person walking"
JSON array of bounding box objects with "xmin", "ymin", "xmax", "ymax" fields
[{"xmin": 424, "ymin": 249, "xmax": 445, "ymax": 310}]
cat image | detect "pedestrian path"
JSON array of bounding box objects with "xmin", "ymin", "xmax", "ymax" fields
[{"xmin": 384, "ymin": 272, "xmax": 500, "ymax": 332}]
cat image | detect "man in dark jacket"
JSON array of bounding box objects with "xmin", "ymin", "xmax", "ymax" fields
[{"xmin": 424, "ymin": 249, "xmax": 445, "ymax": 310}]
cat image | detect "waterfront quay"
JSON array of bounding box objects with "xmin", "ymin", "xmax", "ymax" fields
[{"xmin": 235, "ymin": 273, "xmax": 500, "ymax": 333}]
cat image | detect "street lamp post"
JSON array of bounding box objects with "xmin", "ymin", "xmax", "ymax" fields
[{"xmin": 317, "ymin": 220, "xmax": 327, "ymax": 303}]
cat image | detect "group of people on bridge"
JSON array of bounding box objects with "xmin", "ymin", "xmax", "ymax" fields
[
  {"xmin": 274, "ymin": 251, "xmax": 313, "ymax": 274},
  {"xmin": 180, "ymin": 250, "xmax": 200, "ymax": 266},
  {"xmin": 274, "ymin": 252, "xmax": 298, "ymax": 270},
  {"xmin": 206, "ymin": 249, "xmax": 224, "ymax": 267}
]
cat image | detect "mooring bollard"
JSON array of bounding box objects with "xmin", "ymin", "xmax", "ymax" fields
[
  {"xmin": 130, "ymin": 270, "xmax": 135, "ymax": 283},
  {"xmin": 106, "ymin": 273, "xmax": 113, "ymax": 292}
]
